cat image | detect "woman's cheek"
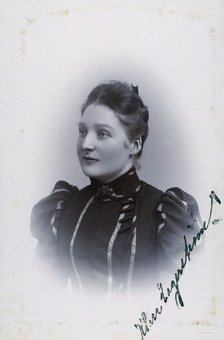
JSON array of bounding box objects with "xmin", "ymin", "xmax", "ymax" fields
[{"xmin": 76, "ymin": 139, "xmax": 82, "ymax": 157}]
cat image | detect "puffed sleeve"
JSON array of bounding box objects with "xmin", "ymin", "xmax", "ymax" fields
[
  {"xmin": 157, "ymin": 187, "xmax": 203, "ymax": 271},
  {"xmin": 30, "ymin": 181, "xmax": 78, "ymax": 285}
]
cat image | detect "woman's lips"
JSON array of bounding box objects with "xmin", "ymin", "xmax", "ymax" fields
[{"xmin": 82, "ymin": 156, "xmax": 98, "ymax": 163}]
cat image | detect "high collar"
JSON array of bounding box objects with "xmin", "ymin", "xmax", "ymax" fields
[{"xmin": 90, "ymin": 167, "xmax": 141, "ymax": 197}]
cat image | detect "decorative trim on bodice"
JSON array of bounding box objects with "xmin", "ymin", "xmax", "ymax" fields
[{"xmin": 69, "ymin": 167, "xmax": 142, "ymax": 295}]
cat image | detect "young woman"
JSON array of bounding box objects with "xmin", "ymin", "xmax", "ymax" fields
[{"xmin": 31, "ymin": 81, "xmax": 202, "ymax": 297}]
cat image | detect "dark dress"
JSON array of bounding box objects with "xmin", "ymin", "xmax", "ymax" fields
[{"xmin": 30, "ymin": 168, "xmax": 202, "ymax": 296}]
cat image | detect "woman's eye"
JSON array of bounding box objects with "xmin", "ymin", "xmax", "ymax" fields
[
  {"xmin": 79, "ymin": 129, "xmax": 87, "ymax": 137},
  {"xmin": 97, "ymin": 130, "xmax": 110, "ymax": 138}
]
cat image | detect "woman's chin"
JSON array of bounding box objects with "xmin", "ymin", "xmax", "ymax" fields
[
  {"xmin": 81, "ymin": 164, "xmax": 100, "ymax": 179},
  {"xmin": 81, "ymin": 166, "xmax": 112, "ymax": 183}
]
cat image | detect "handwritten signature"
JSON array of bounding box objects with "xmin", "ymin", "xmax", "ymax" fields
[{"xmin": 134, "ymin": 191, "xmax": 221, "ymax": 340}]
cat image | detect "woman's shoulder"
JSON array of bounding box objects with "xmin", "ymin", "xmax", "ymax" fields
[
  {"xmin": 141, "ymin": 181, "xmax": 201, "ymax": 217},
  {"xmin": 157, "ymin": 187, "xmax": 201, "ymax": 221},
  {"xmin": 31, "ymin": 181, "xmax": 80, "ymax": 239},
  {"xmin": 156, "ymin": 187, "xmax": 203, "ymax": 260},
  {"xmin": 51, "ymin": 180, "xmax": 80, "ymax": 196},
  {"xmin": 32, "ymin": 181, "xmax": 79, "ymax": 213},
  {"xmin": 140, "ymin": 182, "xmax": 202, "ymax": 236}
]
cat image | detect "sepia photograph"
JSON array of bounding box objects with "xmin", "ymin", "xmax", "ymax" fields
[{"xmin": 1, "ymin": 1, "xmax": 224, "ymax": 339}]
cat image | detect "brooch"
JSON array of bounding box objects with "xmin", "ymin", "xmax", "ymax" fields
[{"xmin": 95, "ymin": 185, "xmax": 115, "ymax": 199}]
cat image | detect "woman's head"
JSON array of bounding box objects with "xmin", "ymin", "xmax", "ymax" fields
[
  {"xmin": 81, "ymin": 81, "xmax": 149, "ymax": 159},
  {"xmin": 77, "ymin": 81, "xmax": 149, "ymax": 183}
]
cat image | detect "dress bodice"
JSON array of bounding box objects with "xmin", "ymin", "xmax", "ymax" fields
[{"xmin": 31, "ymin": 168, "xmax": 202, "ymax": 296}]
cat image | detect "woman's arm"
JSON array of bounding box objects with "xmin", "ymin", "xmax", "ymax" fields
[
  {"xmin": 156, "ymin": 187, "xmax": 203, "ymax": 271},
  {"xmin": 30, "ymin": 181, "xmax": 78, "ymax": 288}
]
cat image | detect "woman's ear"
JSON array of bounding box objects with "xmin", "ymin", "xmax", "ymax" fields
[{"xmin": 130, "ymin": 137, "xmax": 142, "ymax": 156}]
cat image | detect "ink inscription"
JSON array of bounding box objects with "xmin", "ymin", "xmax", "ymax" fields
[{"xmin": 134, "ymin": 191, "xmax": 221, "ymax": 339}]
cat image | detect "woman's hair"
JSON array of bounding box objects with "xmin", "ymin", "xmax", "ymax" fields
[{"xmin": 81, "ymin": 80, "xmax": 149, "ymax": 159}]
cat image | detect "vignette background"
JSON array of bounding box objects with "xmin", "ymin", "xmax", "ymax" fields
[{"xmin": 1, "ymin": 1, "xmax": 224, "ymax": 339}]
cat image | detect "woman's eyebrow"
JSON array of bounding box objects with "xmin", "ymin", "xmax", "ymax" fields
[
  {"xmin": 78, "ymin": 122, "xmax": 114, "ymax": 131},
  {"xmin": 94, "ymin": 124, "xmax": 114, "ymax": 130},
  {"xmin": 78, "ymin": 122, "xmax": 86, "ymax": 127}
]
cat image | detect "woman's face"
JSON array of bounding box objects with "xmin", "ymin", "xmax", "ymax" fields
[{"xmin": 77, "ymin": 104, "xmax": 135, "ymax": 183}]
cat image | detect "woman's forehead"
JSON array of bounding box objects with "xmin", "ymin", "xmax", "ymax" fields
[{"xmin": 80, "ymin": 104, "xmax": 121, "ymax": 128}]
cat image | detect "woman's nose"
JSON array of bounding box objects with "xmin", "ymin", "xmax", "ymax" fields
[{"xmin": 81, "ymin": 132, "xmax": 95, "ymax": 150}]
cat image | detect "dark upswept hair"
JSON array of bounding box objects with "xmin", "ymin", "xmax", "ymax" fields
[{"xmin": 81, "ymin": 81, "xmax": 149, "ymax": 159}]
